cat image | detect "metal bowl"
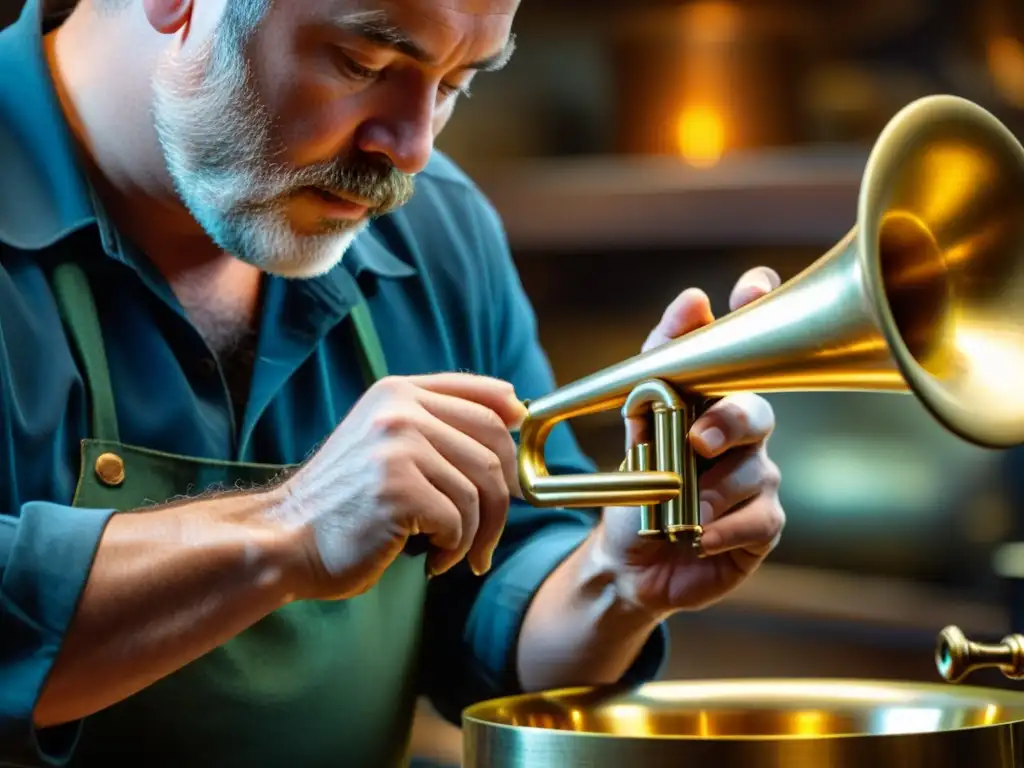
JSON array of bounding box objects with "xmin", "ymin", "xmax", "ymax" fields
[{"xmin": 462, "ymin": 678, "xmax": 1024, "ymax": 767}]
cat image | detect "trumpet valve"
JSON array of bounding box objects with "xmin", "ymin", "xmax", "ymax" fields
[
  {"xmin": 936, "ymin": 625, "xmax": 1024, "ymax": 683},
  {"xmin": 623, "ymin": 443, "xmax": 662, "ymax": 538}
]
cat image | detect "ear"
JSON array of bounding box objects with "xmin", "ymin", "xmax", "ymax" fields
[{"xmin": 142, "ymin": 0, "xmax": 193, "ymax": 35}]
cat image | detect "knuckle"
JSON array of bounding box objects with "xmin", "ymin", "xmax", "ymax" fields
[
  {"xmin": 481, "ymin": 451, "xmax": 503, "ymax": 480},
  {"xmin": 718, "ymin": 393, "xmax": 774, "ymax": 438},
  {"xmin": 720, "ymin": 399, "xmax": 751, "ymax": 434},
  {"xmin": 375, "ymin": 440, "xmax": 415, "ymax": 475},
  {"xmin": 372, "ymin": 375, "xmax": 405, "ymax": 397},
  {"xmin": 764, "ymin": 501, "xmax": 786, "ymax": 537},
  {"xmin": 760, "ymin": 456, "xmax": 782, "ymax": 490},
  {"xmin": 370, "ymin": 407, "xmax": 415, "ymax": 436},
  {"xmin": 456, "ymin": 480, "xmax": 480, "ymax": 513},
  {"xmin": 480, "ymin": 408, "xmax": 506, "ymax": 436}
]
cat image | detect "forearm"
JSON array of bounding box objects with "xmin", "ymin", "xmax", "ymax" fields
[
  {"xmin": 515, "ymin": 522, "xmax": 667, "ymax": 692},
  {"xmin": 33, "ymin": 487, "xmax": 295, "ymax": 729}
]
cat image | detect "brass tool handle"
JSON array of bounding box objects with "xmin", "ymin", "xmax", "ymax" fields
[{"xmin": 936, "ymin": 625, "xmax": 1024, "ymax": 683}]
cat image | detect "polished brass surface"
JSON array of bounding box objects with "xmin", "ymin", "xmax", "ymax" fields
[
  {"xmin": 937, "ymin": 625, "xmax": 1024, "ymax": 683},
  {"xmin": 462, "ymin": 679, "xmax": 1024, "ymax": 767},
  {"xmin": 517, "ymin": 94, "xmax": 1024, "ymax": 544}
]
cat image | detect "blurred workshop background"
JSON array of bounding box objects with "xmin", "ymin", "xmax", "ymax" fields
[{"xmin": 5, "ymin": 0, "xmax": 1024, "ymax": 765}]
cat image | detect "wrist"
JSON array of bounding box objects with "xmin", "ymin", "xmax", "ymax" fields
[
  {"xmin": 579, "ymin": 524, "xmax": 671, "ymax": 630},
  {"xmin": 195, "ymin": 483, "xmax": 306, "ymax": 607}
]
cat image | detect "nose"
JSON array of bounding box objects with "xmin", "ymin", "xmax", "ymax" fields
[{"xmin": 355, "ymin": 93, "xmax": 436, "ymax": 175}]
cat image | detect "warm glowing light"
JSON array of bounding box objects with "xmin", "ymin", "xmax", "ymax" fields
[
  {"xmin": 602, "ymin": 704, "xmax": 653, "ymax": 736},
  {"xmin": 791, "ymin": 710, "xmax": 828, "ymax": 736},
  {"xmin": 676, "ymin": 107, "xmax": 725, "ymax": 168},
  {"xmin": 987, "ymin": 36, "xmax": 1024, "ymax": 108}
]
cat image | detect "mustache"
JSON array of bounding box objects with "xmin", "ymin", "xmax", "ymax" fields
[{"xmin": 284, "ymin": 152, "xmax": 415, "ymax": 216}]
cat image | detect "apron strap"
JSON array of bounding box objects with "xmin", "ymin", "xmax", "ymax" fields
[
  {"xmin": 349, "ymin": 300, "xmax": 389, "ymax": 383},
  {"xmin": 50, "ymin": 261, "xmax": 122, "ymax": 444}
]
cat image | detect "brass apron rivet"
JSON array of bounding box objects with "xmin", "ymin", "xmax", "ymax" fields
[{"xmin": 95, "ymin": 452, "xmax": 126, "ymax": 487}]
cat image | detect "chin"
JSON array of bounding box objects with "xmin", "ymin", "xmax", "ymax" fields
[{"xmin": 242, "ymin": 225, "xmax": 364, "ymax": 279}]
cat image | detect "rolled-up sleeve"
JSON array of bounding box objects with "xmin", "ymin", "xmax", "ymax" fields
[
  {"xmin": 420, "ymin": 193, "xmax": 668, "ymax": 724},
  {"xmin": 1, "ymin": 501, "xmax": 115, "ymax": 767}
]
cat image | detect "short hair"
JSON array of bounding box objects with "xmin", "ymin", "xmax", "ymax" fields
[{"xmin": 91, "ymin": 0, "xmax": 272, "ymax": 44}]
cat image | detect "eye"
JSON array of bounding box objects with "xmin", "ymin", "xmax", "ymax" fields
[
  {"xmin": 439, "ymin": 81, "xmax": 473, "ymax": 100},
  {"xmin": 333, "ymin": 50, "xmax": 383, "ymax": 83}
]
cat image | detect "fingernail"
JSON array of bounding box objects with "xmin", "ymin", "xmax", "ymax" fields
[
  {"xmin": 470, "ymin": 554, "xmax": 492, "ymax": 577},
  {"xmin": 695, "ymin": 427, "xmax": 724, "ymax": 454},
  {"xmin": 699, "ymin": 530, "xmax": 721, "ymax": 554},
  {"xmin": 509, "ymin": 404, "xmax": 527, "ymax": 432}
]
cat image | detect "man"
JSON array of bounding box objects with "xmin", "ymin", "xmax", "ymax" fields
[{"xmin": 0, "ymin": 0, "xmax": 785, "ymax": 766}]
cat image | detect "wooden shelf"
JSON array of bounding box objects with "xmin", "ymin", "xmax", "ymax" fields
[{"xmin": 472, "ymin": 147, "xmax": 870, "ymax": 252}]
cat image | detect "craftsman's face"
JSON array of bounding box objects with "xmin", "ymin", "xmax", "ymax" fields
[{"xmin": 151, "ymin": 0, "xmax": 518, "ymax": 277}]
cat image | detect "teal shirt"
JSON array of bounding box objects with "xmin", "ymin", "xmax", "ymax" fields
[{"xmin": 0, "ymin": 1, "xmax": 667, "ymax": 765}]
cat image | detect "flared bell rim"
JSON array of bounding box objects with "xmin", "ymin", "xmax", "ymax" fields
[
  {"xmin": 462, "ymin": 677, "xmax": 1024, "ymax": 741},
  {"xmin": 857, "ymin": 93, "xmax": 1024, "ymax": 450}
]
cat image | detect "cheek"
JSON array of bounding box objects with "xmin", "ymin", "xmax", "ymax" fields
[
  {"xmin": 276, "ymin": 82, "xmax": 367, "ymax": 167},
  {"xmin": 432, "ymin": 101, "xmax": 457, "ymax": 135},
  {"xmin": 245, "ymin": 31, "xmax": 367, "ymax": 167}
]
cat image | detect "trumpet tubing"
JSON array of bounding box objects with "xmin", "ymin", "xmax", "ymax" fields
[{"xmin": 517, "ymin": 93, "xmax": 1024, "ymax": 547}]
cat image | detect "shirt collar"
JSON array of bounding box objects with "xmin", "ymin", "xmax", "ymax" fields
[{"xmin": 0, "ymin": 0, "xmax": 417, "ymax": 288}]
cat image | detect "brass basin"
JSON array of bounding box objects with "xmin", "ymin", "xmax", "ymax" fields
[{"xmin": 462, "ymin": 679, "xmax": 1024, "ymax": 767}]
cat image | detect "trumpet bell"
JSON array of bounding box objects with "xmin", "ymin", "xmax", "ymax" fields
[
  {"xmin": 462, "ymin": 678, "xmax": 1024, "ymax": 767},
  {"xmin": 860, "ymin": 94, "xmax": 1024, "ymax": 448}
]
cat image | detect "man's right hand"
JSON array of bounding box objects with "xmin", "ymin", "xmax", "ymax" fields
[
  {"xmin": 31, "ymin": 372, "xmax": 525, "ymax": 728},
  {"xmin": 271, "ymin": 373, "xmax": 526, "ymax": 601}
]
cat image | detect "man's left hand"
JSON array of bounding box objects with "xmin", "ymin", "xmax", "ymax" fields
[{"xmin": 597, "ymin": 266, "xmax": 786, "ymax": 615}]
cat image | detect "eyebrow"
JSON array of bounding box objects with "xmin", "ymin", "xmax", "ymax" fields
[{"xmin": 334, "ymin": 10, "xmax": 516, "ymax": 72}]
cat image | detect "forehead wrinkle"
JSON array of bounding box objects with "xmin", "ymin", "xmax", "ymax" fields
[{"xmin": 336, "ymin": 2, "xmax": 516, "ymax": 71}]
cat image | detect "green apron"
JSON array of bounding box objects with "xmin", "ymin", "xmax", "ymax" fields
[{"xmin": 48, "ymin": 261, "xmax": 429, "ymax": 768}]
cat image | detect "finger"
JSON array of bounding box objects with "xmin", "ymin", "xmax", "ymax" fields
[
  {"xmin": 402, "ymin": 373, "xmax": 527, "ymax": 429},
  {"xmin": 698, "ymin": 494, "xmax": 786, "ymax": 558},
  {"xmin": 641, "ymin": 288, "xmax": 715, "ymax": 353},
  {"xmin": 729, "ymin": 266, "xmax": 782, "ymax": 312},
  {"xmin": 626, "ymin": 289, "xmax": 715, "ymax": 448},
  {"xmin": 698, "ymin": 446, "xmax": 781, "ymax": 526},
  {"xmin": 414, "ymin": 407, "xmax": 510, "ymax": 576},
  {"xmin": 406, "ymin": 433, "xmax": 480, "ymax": 577},
  {"xmin": 395, "ymin": 459, "xmax": 465, "ymax": 574},
  {"xmin": 690, "ymin": 393, "xmax": 776, "ymax": 459},
  {"xmin": 418, "ymin": 389, "xmax": 521, "ymax": 499}
]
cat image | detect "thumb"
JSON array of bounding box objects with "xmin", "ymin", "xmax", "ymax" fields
[
  {"xmin": 628, "ymin": 289, "xmax": 715, "ymax": 449},
  {"xmin": 642, "ymin": 288, "xmax": 714, "ymax": 352}
]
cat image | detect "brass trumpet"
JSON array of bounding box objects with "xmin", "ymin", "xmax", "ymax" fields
[{"xmin": 517, "ymin": 93, "xmax": 1024, "ymax": 554}]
